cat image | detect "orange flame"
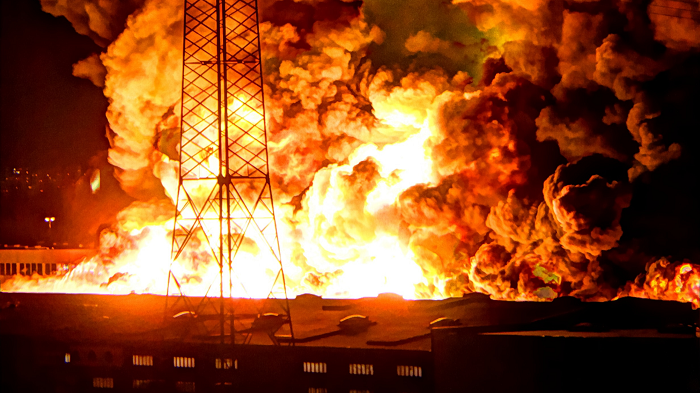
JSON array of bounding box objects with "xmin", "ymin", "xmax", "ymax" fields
[{"xmin": 619, "ymin": 259, "xmax": 700, "ymax": 309}]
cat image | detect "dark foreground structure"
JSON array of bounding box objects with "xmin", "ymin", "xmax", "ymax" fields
[{"xmin": 0, "ymin": 292, "xmax": 698, "ymax": 393}]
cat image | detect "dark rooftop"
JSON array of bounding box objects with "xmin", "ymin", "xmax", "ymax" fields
[{"xmin": 1, "ymin": 292, "xmax": 697, "ymax": 349}]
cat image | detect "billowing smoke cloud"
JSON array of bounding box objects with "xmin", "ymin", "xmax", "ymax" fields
[
  {"xmin": 40, "ymin": 0, "xmax": 146, "ymax": 46},
  {"xmin": 72, "ymin": 53, "xmax": 107, "ymax": 87},
  {"xmin": 11, "ymin": 0, "xmax": 699, "ymax": 306},
  {"xmin": 648, "ymin": 9, "xmax": 700, "ymax": 50},
  {"xmin": 100, "ymin": 0, "xmax": 183, "ymax": 199}
]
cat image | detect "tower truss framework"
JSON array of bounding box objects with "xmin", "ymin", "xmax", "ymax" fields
[{"xmin": 166, "ymin": 0, "xmax": 293, "ymax": 345}]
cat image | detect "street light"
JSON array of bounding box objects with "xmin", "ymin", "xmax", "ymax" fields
[{"xmin": 44, "ymin": 217, "xmax": 55, "ymax": 228}]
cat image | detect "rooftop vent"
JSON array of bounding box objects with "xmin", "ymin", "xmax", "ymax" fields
[
  {"xmin": 250, "ymin": 313, "xmax": 286, "ymax": 332},
  {"xmin": 429, "ymin": 317, "xmax": 461, "ymax": 328},
  {"xmin": 338, "ymin": 315, "xmax": 376, "ymax": 334},
  {"xmin": 173, "ymin": 311, "xmax": 196, "ymax": 319}
]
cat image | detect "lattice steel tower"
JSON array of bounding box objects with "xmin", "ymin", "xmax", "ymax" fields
[{"xmin": 166, "ymin": 0, "xmax": 293, "ymax": 345}]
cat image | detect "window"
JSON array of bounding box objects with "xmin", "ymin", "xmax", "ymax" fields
[
  {"xmin": 350, "ymin": 390, "xmax": 371, "ymax": 393},
  {"xmin": 133, "ymin": 380, "xmax": 155, "ymax": 389},
  {"xmin": 0, "ymin": 263, "xmax": 4, "ymax": 275},
  {"xmin": 397, "ymin": 365, "xmax": 422, "ymax": 377},
  {"xmin": 133, "ymin": 355, "xmax": 153, "ymax": 366},
  {"xmin": 88, "ymin": 350, "xmax": 97, "ymax": 361},
  {"xmin": 64, "ymin": 353, "xmax": 71, "ymax": 363},
  {"xmin": 308, "ymin": 389, "xmax": 327, "ymax": 393},
  {"xmin": 215, "ymin": 358, "xmax": 236, "ymax": 369},
  {"xmin": 174, "ymin": 357, "xmax": 195, "ymax": 368},
  {"xmin": 303, "ymin": 362, "xmax": 327, "ymax": 373},
  {"xmin": 175, "ymin": 381, "xmax": 195, "ymax": 392},
  {"xmin": 349, "ymin": 363, "xmax": 374, "ymax": 375},
  {"xmin": 93, "ymin": 377, "xmax": 114, "ymax": 388}
]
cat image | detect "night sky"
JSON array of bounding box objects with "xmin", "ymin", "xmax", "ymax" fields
[{"xmin": 0, "ymin": 0, "xmax": 109, "ymax": 170}]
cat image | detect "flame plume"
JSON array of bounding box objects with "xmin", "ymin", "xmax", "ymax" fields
[{"xmin": 4, "ymin": 0, "xmax": 699, "ymax": 308}]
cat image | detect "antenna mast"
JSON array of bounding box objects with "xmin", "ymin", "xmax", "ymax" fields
[{"xmin": 166, "ymin": 0, "xmax": 293, "ymax": 345}]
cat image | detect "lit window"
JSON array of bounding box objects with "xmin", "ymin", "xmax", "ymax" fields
[
  {"xmin": 133, "ymin": 355, "xmax": 153, "ymax": 366},
  {"xmin": 308, "ymin": 389, "xmax": 327, "ymax": 393},
  {"xmin": 303, "ymin": 362, "xmax": 327, "ymax": 373},
  {"xmin": 215, "ymin": 358, "xmax": 236, "ymax": 369},
  {"xmin": 93, "ymin": 377, "xmax": 114, "ymax": 388},
  {"xmin": 133, "ymin": 380, "xmax": 155, "ymax": 389},
  {"xmin": 350, "ymin": 390, "xmax": 371, "ymax": 393},
  {"xmin": 64, "ymin": 353, "xmax": 70, "ymax": 363},
  {"xmin": 397, "ymin": 365, "xmax": 422, "ymax": 377},
  {"xmin": 349, "ymin": 363, "xmax": 374, "ymax": 375},
  {"xmin": 174, "ymin": 357, "xmax": 195, "ymax": 368},
  {"xmin": 175, "ymin": 381, "xmax": 196, "ymax": 392}
]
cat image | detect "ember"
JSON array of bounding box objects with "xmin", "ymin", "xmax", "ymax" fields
[{"xmin": 2, "ymin": 0, "xmax": 699, "ymax": 309}]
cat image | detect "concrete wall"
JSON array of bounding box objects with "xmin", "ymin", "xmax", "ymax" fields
[
  {"xmin": 0, "ymin": 249, "xmax": 95, "ymax": 265},
  {"xmin": 0, "ymin": 248, "xmax": 94, "ymax": 277}
]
